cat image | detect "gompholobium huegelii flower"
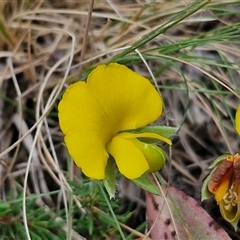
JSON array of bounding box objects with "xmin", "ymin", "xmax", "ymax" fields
[
  {"xmin": 201, "ymin": 105, "xmax": 240, "ymax": 230},
  {"xmin": 58, "ymin": 63, "xmax": 172, "ymax": 181},
  {"xmin": 236, "ymin": 104, "xmax": 240, "ymax": 135}
]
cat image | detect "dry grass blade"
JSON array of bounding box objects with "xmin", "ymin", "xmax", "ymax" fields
[{"xmin": 0, "ymin": 0, "xmax": 240, "ymax": 239}]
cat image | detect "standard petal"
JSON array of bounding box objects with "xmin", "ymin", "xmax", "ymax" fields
[
  {"xmin": 215, "ymin": 168, "xmax": 232, "ymax": 204},
  {"xmin": 58, "ymin": 81, "xmax": 110, "ymax": 179},
  {"xmin": 207, "ymin": 158, "xmax": 233, "ymax": 194},
  {"xmin": 87, "ymin": 63, "xmax": 162, "ymax": 133},
  {"xmin": 236, "ymin": 104, "xmax": 240, "ymax": 135},
  {"xmin": 107, "ymin": 136, "xmax": 149, "ymax": 179}
]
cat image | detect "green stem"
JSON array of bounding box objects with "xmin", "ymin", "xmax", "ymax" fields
[{"xmin": 98, "ymin": 182, "xmax": 126, "ymax": 240}]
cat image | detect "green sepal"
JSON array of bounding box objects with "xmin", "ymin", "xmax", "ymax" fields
[
  {"xmin": 133, "ymin": 173, "xmax": 160, "ymax": 196},
  {"xmin": 229, "ymin": 219, "xmax": 239, "ymax": 231},
  {"xmin": 103, "ymin": 157, "xmax": 116, "ymax": 199},
  {"xmin": 128, "ymin": 125, "xmax": 178, "ymax": 143},
  {"xmin": 201, "ymin": 173, "xmax": 213, "ymax": 201},
  {"xmin": 208, "ymin": 153, "xmax": 231, "ymax": 169},
  {"xmin": 146, "ymin": 145, "xmax": 166, "ymax": 172}
]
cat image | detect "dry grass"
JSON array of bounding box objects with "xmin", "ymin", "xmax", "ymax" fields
[{"xmin": 0, "ymin": 0, "xmax": 240, "ymax": 239}]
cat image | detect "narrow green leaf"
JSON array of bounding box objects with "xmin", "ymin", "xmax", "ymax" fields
[
  {"xmin": 130, "ymin": 125, "xmax": 177, "ymax": 138},
  {"xmin": 138, "ymin": 125, "xmax": 178, "ymax": 138},
  {"xmin": 0, "ymin": 18, "xmax": 14, "ymax": 45},
  {"xmin": 103, "ymin": 157, "xmax": 116, "ymax": 199},
  {"xmin": 129, "ymin": 125, "xmax": 178, "ymax": 143},
  {"xmin": 133, "ymin": 174, "xmax": 160, "ymax": 195}
]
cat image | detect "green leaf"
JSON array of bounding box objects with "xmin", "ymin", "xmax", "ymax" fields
[
  {"xmin": 133, "ymin": 125, "xmax": 178, "ymax": 137},
  {"xmin": 103, "ymin": 157, "xmax": 116, "ymax": 199},
  {"xmin": 133, "ymin": 174, "xmax": 160, "ymax": 195},
  {"xmin": 128, "ymin": 125, "xmax": 178, "ymax": 143},
  {"xmin": 0, "ymin": 18, "xmax": 14, "ymax": 45},
  {"xmin": 140, "ymin": 125, "xmax": 178, "ymax": 138}
]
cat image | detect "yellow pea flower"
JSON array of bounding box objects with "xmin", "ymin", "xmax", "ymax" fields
[
  {"xmin": 58, "ymin": 63, "xmax": 171, "ymax": 180},
  {"xmin": 236, "ymin": 104, "xmax": 240, "ymax": 135}
]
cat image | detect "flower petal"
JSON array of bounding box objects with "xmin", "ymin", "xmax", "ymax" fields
[
  {"xmin": 87, "ymin": 63, "xmax": 162, "ymax": 132},
  {"xmin": 207, "ymin": 158, "xmax": 233, "ymax": 194},
  {"xmin": 219, "ymin": 184, "xmax": 240, "ymax": 223},
  {"xmin": 58, "ymin": 81, "xmax": 110, "ymax": 179},
  {"xmin": 219, "ymin": 203, "xmax": 240, "ymax": 230},
  {"xmin": 236, "ymin": 104, "xmax": 240, "ymax": 135},
  {"xmin": 107, "ymin": 136, "xmax": 149, "ymax": 179},
  {"xmin": 130, "ymin": 139, "xmax": 166, "ymax": 173},
  {"xmin": 215, "ymin": 168, "xmax": 233, "ymax": 204}
]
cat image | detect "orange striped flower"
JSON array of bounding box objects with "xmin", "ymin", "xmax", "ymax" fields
[
  {"xmin": 208, "ymin": 154, "xmax": 240, "ymax": 225},
  {"xmin": 202, "ymin": 105, "xmax": 240, "ymax": 229}
]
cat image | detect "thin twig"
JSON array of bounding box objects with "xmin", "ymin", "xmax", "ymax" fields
[{"xmin": 78, "ymin": 0, "xmax": 94, "ymax": 78}]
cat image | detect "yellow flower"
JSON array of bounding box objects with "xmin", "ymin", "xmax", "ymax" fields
[
  {"xmin": 207, "ymin": 154, "xmax": 240, "ymax": 224},
  {"xmin": 58, "ymin": 63, "xmax": 171, "ymax": 180},
  {"xmin": 236, "ymin": 104, "xmax": 240, "ymax": 135}
]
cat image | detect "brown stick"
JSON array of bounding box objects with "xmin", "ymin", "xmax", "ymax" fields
[{"xmin": 78, "ymin": 0, "xmax": 94, "ymax": 78}]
